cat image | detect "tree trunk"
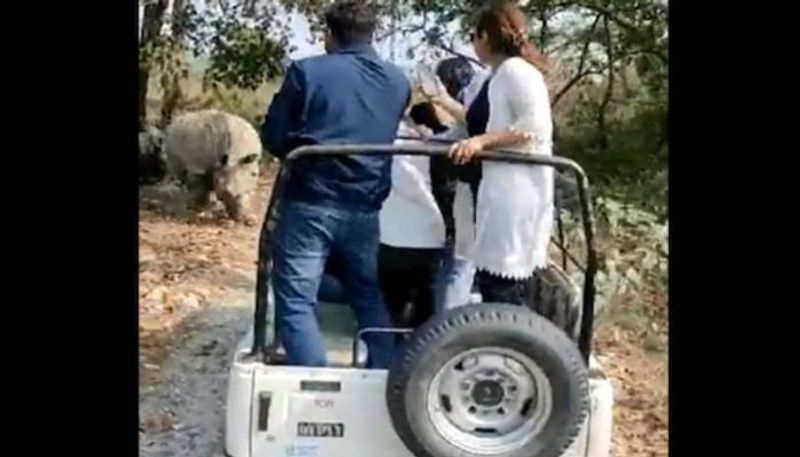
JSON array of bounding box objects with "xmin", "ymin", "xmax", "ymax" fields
[
  {"xmin": 538, "ymin": 4, "xmax": 549, "ymax": 52},
  {"xmin": 160, "ymin": 74, "xmax": 184, "ymax": 128},
  {"xmin": 597, "ymin": 14, "xmax": 614, "ymax": 151},
  {"xmin": 160, "ymin": 0, "xmax": 187, "ymax": 128},
  {"xmin": 139, "ymin": 0, "xmax": 169, "ymax": 131}
]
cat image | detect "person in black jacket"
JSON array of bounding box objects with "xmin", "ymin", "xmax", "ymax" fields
[
  {"xmin": 427, "ymin": 57, "xmax": 479, "ymax": 245},
  {"xmin": 423, "ymin": 57, "xmax": 492, "ymax": 310}
]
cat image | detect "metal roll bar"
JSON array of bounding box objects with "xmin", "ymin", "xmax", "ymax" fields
[{"xmin": 252, "ymin": 144, "xmax": 598, "ymax": 363}]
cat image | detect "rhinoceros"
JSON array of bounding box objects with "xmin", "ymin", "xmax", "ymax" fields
[{"xmin": 164, "ymin": 109, "xmax": 262, "ymax": 222}]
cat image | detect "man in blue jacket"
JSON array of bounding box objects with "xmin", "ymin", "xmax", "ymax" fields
[{"xmin": 261, "ymin": 0, "xmax": 411, "ymax": 368}]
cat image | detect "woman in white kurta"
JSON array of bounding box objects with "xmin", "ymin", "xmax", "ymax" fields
[{"xmin": 448, "ymin": 2, "xmax": 554, "ymax": 305}]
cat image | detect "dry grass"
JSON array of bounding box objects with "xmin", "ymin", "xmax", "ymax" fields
[
  {"xmin": 144, "ymin": 70, "xmax": 279, "ymax": 127},
  {"xmin": 138, "ymin": 166, "xmax": 277, "ymax": 364},
  {"xmin": 596, "ymin": 323, "xmax": 668, "ymax": 457}
]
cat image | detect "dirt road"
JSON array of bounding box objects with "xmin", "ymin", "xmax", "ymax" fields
[
  {"xmin": 139, "ymin": 171, "xmax": 274, "ymax": 457},
  {"xmin": 139, "ymin": 289, "xmax": 251, "ymax": 457}
]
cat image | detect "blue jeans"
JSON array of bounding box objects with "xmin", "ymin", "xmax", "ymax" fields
[
  {"xmin": 436, "ymin": 247, "xmax": 478, "ymax": 312},
  {"xmin": 271, "ymin": 200, "xmax": 395, "ymax": 368},
  {"xmin": 318, "ymin": 273, "xmax": 348, "ymax": 304}
]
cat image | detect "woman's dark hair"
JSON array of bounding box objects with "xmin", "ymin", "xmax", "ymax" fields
[
  {"xmin": 325, "ymin": 1, "xmax": 379, "ymax": 46},
  {"xmin": 435, "ymin": 58, "xmax": 475, "ymax": 102},
  {"xmin": 409, "ymin": 102, "xmax": 448, "ymax": 135},
  {"xmin": 475, "ymin": 2, "xmax": 548, "ymax": 73}
]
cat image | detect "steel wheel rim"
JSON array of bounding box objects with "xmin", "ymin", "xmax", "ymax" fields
[{"xmin": 425, "ymin": 346, "xmax": 553, "ymax": 455}]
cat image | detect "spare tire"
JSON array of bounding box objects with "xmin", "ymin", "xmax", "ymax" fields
[
  {"xmin": 526, "ymin": 264, "xmax": 583, "ymax": 343},
  {"xmin": 386, "ymin": 304, "xmax": 588, "ymax": 457}
]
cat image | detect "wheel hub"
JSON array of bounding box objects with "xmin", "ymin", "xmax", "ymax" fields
[
  {"xmin": 426, "ymin": 347, "xmax": 554, "ymax": 455},
  {"xmin": 471, "ymin": 380, "xmax": 505, "ymax": 407}
]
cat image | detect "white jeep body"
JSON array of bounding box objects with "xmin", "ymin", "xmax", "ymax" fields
[{"xmin": 224, "ymin": 303, "xmax": 613, "ymax": 457}]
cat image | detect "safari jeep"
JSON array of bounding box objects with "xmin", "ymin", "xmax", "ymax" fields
[{"xmin": 225, "ymin": 144, "xmax": 613, "ymax": 457}]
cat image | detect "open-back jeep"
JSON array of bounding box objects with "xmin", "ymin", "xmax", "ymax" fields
[{"xmin": 225, "ymin": 144, "xmax": 613, "ymax": 457}]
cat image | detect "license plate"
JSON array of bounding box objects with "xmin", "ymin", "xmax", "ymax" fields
[{"xmin": 296, "ymin": 421, "xmax": 344, "ymax": 438}]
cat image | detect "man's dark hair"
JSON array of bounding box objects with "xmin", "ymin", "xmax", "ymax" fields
[
  {"xmin": 435, "ymin": 58, "xmax": 475, "ymax": 102},
  {"xmin": 325, "ymin": 1, "xmax": 379, "ymax": 46},
  {"xmin": 409, "ymin": 102, "xmax": 448, "ymax": 135}
]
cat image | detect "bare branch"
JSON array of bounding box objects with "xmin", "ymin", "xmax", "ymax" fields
[
  {"xmin": 376, "ymin": 23, "xmax": 426, "ymax": 41},
  {"xmin": 552, "ymin": 13, "xmax": 602, "ymax": 107},
  {"xmin": 552, "ymin": 68, "xmax": 604, "ymax": 106},
  {"xmin": 577, "ymin": 2, "xmax": 642, "ymax": 33}
]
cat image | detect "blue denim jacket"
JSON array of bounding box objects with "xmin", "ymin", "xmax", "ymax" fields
[{"xmin": 261, "ymin": 43, "xmax": 411, "ymax": 211}]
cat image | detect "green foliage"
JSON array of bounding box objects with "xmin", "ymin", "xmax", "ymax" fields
[
  {"xmin": 140, "ymin": 1, "xmax": 293, "ymax": 105},
  {"xmin": 559, "ymin": 77, "xmax": 667, "ymax": 215},
  {"xmin": 198, "ymin": 84, "xmax": 275, "ymax": 128},
  {"xmin": 557, "ymin": 189, "xmax": 667, "ymax": 330},
  {"xmin": 204, "ymin": 25, "xmax": 288, "ymax": 90},
  {"xmin": 140, "ymin": 26, "xmax": 190, "ymax": 88},
  {"xmin": 140, "ymin": 1, "xmax": 667, "ymax": 214},
  {"xmin": 186, "ymin": 1, "xmax": 293, "ymax": 90}
]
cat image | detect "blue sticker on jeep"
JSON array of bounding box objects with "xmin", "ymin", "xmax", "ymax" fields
[{"xmin": 286, "ymin": 443, "xmax": 319, "ymax": 456}]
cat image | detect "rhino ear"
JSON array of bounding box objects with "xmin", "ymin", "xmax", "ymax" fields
[{"xmin": 238, "ymin": 153, "xmax": 259, "ymax": 166}]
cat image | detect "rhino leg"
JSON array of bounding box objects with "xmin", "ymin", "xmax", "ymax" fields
[
  {"xmin": 186, "ymin": 172, "xmax": 214, "ymax": 210},
  {"xmin": 218, "ymin": 191, "xmax": 249, "ymax": 222}
]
